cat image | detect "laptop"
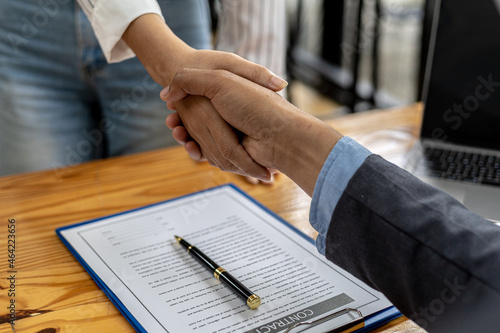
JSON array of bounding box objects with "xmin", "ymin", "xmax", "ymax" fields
[{"xmin": 405, "ymin": 0, "xmax": 500, "ymax": 223}]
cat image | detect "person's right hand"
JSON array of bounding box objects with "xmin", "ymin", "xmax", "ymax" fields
[
  {"xmin": 123, "ymin": 14, "xmax": 288, "ymax": 90},
  {"xmin": 163, "ymin": 69, "xmax": 296, "ymax": 171},
  {"xmin": 180, "ymin": 49, "xmax": 288, "ymax": 92},
  {"xmin": 165, "ymin": 106, "xmax": 279, "ymax": 184},
  {"xmin": 163, "ymin": 69, "xmax": 343, "ymax": 196},
  {"xmin": 166, "ymin": 94, "xmax": 275, "ymax": 182}
]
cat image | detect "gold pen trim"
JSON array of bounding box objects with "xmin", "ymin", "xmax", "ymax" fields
[
  {"xmin": 214, "ymin": 267, "xmax": 226, "ymax": 280},
  {"xmin": 247, "ymin": 294, "xmax": 261, "ymax": 310}
]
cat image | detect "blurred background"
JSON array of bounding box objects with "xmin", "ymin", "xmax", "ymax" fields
[{"xmin": 285, "ymin": 0, "xmax": 428, "ymax": 119}]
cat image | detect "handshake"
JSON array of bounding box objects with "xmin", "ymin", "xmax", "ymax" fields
[
  {"xmin": 160, "ymin": 66, "xmax": 343, "ymax": 196},
  {"xmin": 121, "ymin": 14, "xmax": 342, "ymax": 194}
]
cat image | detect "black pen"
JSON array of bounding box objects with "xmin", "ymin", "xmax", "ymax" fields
[{"xmin": 174, "ymin": 235, "xmax": 261, "ymax": 309}]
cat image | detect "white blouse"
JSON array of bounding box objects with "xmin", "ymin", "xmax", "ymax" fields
[
  {"xmin": 77, "ymin": 0, "xmax": 163, "ymax": 63},
  {"xmin": 76, "ymin": 0, "xmax": 286, "ymax": 80}
]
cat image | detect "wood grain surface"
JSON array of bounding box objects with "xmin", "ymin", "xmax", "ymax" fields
[{"xmin": 0, "ymin": 104, "xmax": 425, "ymax": 332}]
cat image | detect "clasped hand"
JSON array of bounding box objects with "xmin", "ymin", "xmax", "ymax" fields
[
  {"xmin": 160, "ymin": 66, "xmax": 343, "ymax": 197},
  {"xmin": 161, "ymin": 68, "xmax": 342, "ymax": 196},
  {"xmin": 161, "ymin": 68, "xmax": 292, "ymax": 182}
]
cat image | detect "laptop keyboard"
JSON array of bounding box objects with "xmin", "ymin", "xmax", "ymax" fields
[{"xmin": 423, "ymin": 146, "xmax": 500, "ymax": 187}]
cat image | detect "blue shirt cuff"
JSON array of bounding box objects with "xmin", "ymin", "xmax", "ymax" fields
[{"xmin": 309, "ymin": 137, "xmax": 371, "ymax": 255}]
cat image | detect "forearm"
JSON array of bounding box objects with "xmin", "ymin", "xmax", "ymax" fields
[
  {"xmin": 271, "ymin": 108, "xmax": 343, "ymax": 196},
  {"xmin": 122, "ymin": 14, "xmax": 192, "ymax": 86},
  {"xmin": 325, "ymin": 155, "xmax": 500, "ymax": 331}
]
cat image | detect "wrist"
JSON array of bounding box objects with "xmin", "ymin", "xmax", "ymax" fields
[
  {"xmin": 274, "ymin": 109, "xmax": 343, "ymax": 196},
  {"xmin": 122, "ymin": 13, "xmax": 193, "ymax": 87}
]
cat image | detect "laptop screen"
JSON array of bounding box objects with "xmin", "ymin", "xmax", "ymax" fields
[{"xmin": 421, "ymin": 0, "xmax": 500, "ymax": 150}]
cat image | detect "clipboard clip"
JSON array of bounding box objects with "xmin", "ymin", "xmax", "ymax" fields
[{"xmin": 283, "ymin": 308, "xmax": 365, "ymax": 333}]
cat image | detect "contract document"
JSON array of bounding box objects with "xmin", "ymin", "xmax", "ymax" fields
[{"xmin": 57, "ymin": 184, "xmax": 398, "ymax": 332}]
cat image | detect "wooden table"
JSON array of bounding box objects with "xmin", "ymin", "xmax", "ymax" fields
[{"xmin": 0, "ymin": 104, "xmax": 426, "ymax": 332}]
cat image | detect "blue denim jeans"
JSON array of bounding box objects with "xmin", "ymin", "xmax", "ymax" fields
[{"xmin": 0, "ymin": 0, "xmax": 211, "ymax": 176}]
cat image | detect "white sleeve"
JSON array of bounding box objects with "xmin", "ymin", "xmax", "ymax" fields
[
  {"xmin": 76, "ymin": 0, "xmax": 164, "ymax": 63},
  {"xmin": 216, "ymin": 0, "xmax": 287, "ymax": 80}
]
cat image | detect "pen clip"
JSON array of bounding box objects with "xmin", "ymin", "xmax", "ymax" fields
[{"xmin": 283, "ymin": 308, "xmax": 364, "ymax": 333}]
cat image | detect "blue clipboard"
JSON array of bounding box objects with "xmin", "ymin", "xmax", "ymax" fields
[{"xmin": 56, "ymin": 183, "xmax": 401, "ymax": 332}]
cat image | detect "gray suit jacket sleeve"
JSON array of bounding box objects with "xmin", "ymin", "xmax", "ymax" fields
[{"xmin": 325, "ymin": 155, "xmax": 500, "ymax": 332}]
